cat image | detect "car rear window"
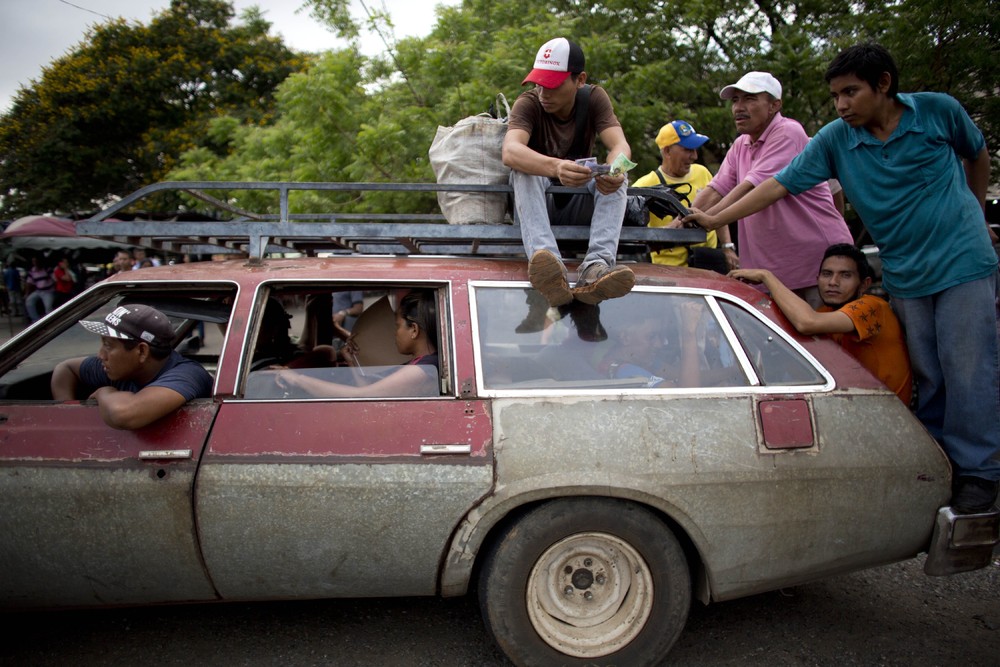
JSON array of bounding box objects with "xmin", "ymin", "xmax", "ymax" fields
[{"xmin": 473, "ymin": 287, "xmax": 748, "ymax": 391}]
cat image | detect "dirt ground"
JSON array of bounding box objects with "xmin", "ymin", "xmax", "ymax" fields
[{"xmin": 3, "ymin": 552, "xmax": 997, "ymax": 666}]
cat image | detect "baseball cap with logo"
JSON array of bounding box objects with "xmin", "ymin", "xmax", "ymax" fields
[
  {"xmin": 522, "ymin": 37, "xmax": 585, "ymax": 89},
  {"xmin": 655, "ymin": 120, "xmax": 710, "ymax": 150},
  {"xmin": 719, "ymin": 71, "xmax": 783, "ymax": 100},
  {"xmin": 79, "ymin": 304, "xmax": 174, "ymax": 348}
]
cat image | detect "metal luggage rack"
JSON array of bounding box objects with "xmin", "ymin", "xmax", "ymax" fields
[{"xmin": 77, "ymin": 181, "xmax": 706, "ymax": 262}]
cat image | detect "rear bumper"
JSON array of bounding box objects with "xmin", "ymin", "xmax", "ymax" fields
[{"xmin": 924, "ymin": 506, "xmax": 999, "ymax": 576}]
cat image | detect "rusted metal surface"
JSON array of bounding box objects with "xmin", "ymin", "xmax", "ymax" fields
[
  {"xmin": 0, "ymin": 405, "xmax": 219, "ymax": 608},
  {"xmin": 195, "ymin": 461, "xmax": 493, "ymax": 599},
  {"xmin": 206, "ymin": 400, "xmax": 492, "ymax": 459},
  {"xmin": 441, "ymin": 391, "xmax": 950, "ymax": 599}
]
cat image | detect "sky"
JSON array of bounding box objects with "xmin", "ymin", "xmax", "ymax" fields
[{"xmin": 0, "ymin": 0, "xmax": 459, "ymax": 113}]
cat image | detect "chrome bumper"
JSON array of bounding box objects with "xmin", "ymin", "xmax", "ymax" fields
[{"xmin": 924, "ymin": 506, "xmax": 999, "ymax": 576}]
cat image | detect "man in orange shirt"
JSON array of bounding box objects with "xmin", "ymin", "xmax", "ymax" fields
[{"xmin": 730, "ymin": 243, "xmax": 911, "ymax": 404}]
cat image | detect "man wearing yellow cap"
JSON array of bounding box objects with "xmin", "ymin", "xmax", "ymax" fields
[{"xmin": 632, "ymin": 120, "xmax": 730, "ymax": 269}]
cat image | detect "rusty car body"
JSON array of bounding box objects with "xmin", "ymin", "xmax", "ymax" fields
[{"xmin": 0, "ymin": 182, "xmax": 995, "ymax": 666}]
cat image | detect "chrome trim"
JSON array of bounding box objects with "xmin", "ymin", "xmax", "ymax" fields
[
  {"xmin": 925, "ymin": 505, "xmax": 1000, "ymax": 576},
  {"xmin": 468, "ymin": 282, "xmax": 835, "ymax": 398},
  {"xmin": 420, "ymin": 444, "xmax": 472, "ymax": 455},
  {"xmin": 138, "ymin": 449, "xmax": 193, "ymax": 460}
]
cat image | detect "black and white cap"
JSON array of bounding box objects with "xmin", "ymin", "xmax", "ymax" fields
[{"xmin": 79, "ymin": 304, "xmax": 174, "ymax": 348}]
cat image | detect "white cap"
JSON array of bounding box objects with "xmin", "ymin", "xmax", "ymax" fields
[{"xmin": 720, "ymin": 71, "xmax": 782, "ymax": 100}]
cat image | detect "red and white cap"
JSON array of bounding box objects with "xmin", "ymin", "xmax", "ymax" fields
[{"xmin": 522, "ymin": 37, "xmax": 585, "ymax": 89}]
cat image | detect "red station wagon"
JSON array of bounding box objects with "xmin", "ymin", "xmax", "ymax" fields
[{"xmin": 1, "ymin": 182, "xmax": 996, "ymax": 666}]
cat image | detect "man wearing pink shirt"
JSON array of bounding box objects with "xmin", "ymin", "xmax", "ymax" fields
[{"xmin": 678, "ymin": 71, "xmax": 852, "ymax": 307}]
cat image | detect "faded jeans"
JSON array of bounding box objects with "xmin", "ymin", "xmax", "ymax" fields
[
  {"xmin": 892, "ymin": 272, "xmax": 1000, "ymax": 480},
  {"xmin": 510, "ymin": 171, "xmax": 627, "ymax": 275},
  {"xmin": 25, "ymin": 288, "xmax": 55, "ymax": 323}
]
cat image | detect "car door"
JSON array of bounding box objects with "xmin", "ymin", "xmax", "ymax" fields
[
  {"xmin": 195, "ymin": 281, "xmax": 495, "ymax": 600},
  {"xmin": 0, "ymin": 283, "xmax": 235, "ymax": 608},
  {"xmin": 0, "ymin": 403, "xmax": 220, "ymax": 607}
]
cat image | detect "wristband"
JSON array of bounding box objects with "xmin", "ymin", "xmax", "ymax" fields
[{"xmin": 722, "ymin": 243, "xmax": 736, "ymax": 250}]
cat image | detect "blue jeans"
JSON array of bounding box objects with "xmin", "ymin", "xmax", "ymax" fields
[
  {"xmin": 25, "ymin": 289, "xmax": 55, "ymax": 323},
  {"xmin": 892, "ymin": 272, "xmax": 1000, "ymax": 480},
  {"xmin": 510, "ymin": 171, "xmax": 627, "ymax": 275}
]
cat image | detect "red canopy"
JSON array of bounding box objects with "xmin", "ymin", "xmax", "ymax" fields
[
  {"xmin": 0, "ymin": 215, "xmax": 77, "ymax": 238},
  {"xmin": 1, "ymin": 215, "xmax": 129, "ymax": 250}
]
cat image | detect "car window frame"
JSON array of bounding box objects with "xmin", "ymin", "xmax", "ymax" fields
[
  {"xmin": 0, "ymin": 279, "xmax": 241, "ymax": 400},
  {"xmin": 233, "ymin": 278, "xmax": 456, "ymax": 401},
  {"xmin": 469, "ymin": 282, "xmax": 834, "ymax": 398}
]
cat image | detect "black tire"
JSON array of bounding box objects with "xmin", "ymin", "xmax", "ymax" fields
[{"xmin": 478, "ymin": 498, "xmax": 691, "ymax": 667}]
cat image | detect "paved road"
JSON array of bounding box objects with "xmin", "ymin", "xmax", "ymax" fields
[{"xmin": 3, "ymin": 554, "xmax": 997, "ymax": 666}]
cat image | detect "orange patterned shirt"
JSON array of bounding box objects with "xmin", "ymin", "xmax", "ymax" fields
[{"xmin": 821, "ymin": 294, "xmax": 912, "ymax": 405}]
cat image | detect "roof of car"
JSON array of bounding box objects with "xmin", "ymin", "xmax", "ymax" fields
[{"xmin": 107, "ymin": 255, "xmax": 752, "ymax": 295}]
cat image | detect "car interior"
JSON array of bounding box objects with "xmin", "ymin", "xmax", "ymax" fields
[{"xmin": 0, "ymin": 286, "xmax": 237, "ymax": 401}]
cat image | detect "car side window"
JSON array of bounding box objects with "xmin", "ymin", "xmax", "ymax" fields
[
  {"xmin": 242, "ymin": 284, "xmax": 446, "ymax": 399},
  {"xmin": 474, "ymin": 287, "xmax": 747, "ymax": 390},
  {"xmin": 0, "ymin": 287, "xmax": 236, "ymax": 401},
  {"xmin": 719, "ymin": 301, "xmax": 826, "ymax": 386}
]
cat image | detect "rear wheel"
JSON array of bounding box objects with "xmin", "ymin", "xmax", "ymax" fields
[{"xmin": 478, "ymin": 498, "xmax": 691, "ymax": 666}]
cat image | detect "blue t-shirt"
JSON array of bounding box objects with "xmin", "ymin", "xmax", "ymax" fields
[
  {"xmin": 80, "ymin": 350, "xmax": 213, "ymax": 401},
  {"xmin": 332, "ymin": 290, "xmax": 363, "ymax": 312},
  {"xmin": 775, "ymin": 92, "xmax": 996, "ymax": 298}
]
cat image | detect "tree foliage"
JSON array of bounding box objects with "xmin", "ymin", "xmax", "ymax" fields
[
  {"xmin": 6, "ymin": 0, "xmax": 993, "ymax": 219},
  {"xmin": 166, "ymin": 0, "xmax": 997, "ymax": 220},
  {"xmin": 0, "ymin": 0, "xmax": 305, "ymax": 217}
]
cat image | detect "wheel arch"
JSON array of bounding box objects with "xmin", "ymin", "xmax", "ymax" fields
[{"xmin": 440, "ymin": 489, "xmax": 712, "ymax": 605}]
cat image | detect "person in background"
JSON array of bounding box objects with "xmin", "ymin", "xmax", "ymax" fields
[
  {"xmin": 3, "ymin": 260, "xmax": 24, "ymax": 318},
  {"xmin": 504, "ymin": 36, "xmax": 634, "ymax": 307},
  {"xmin": 332, "ymin": 290, "xmax": 364, "ymax": 344},
  {"xmin": 24, "ymin": 256, "xmax": 55, "ymax": 323},
  {"xmin": 671, "ymin": 71, "xmax": 853, "ymax": 306},
  {"xmin": 52, "ymin": 256, "xmax": 76, "ymax": 307},
  {"xmin": 683, "ymin": 44, "xmax": 998, "ymax": 513},
  {"xmin": 631, "ymin": 119, "xmax": 731, "ymax": 271},
  {"xmin": 731, "ymin": 243, "xmax": 911, "ymax": 404},
  {"xmin": 132, "ymin": 248, "xmax": 160, "ymax": 268},
  {"xmin": 51, "ymin": 304, "xmax": 212, "ymax": 429},
  {"xmin": 111, "ymin": 250, "xmax": 134, "ymax": 274}
]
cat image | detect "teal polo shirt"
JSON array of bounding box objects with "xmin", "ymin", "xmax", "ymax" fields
[{"xmin": 775, "ymin": 92, "xmax": 996, "ymax": 298}]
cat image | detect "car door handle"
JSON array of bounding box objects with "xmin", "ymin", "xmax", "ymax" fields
[
  {"xmin": 139, "ymin": 449, "xmax": 193, "ymax": 460},
  {"xmin": 420, "ymin": 444, "xmax": 472, "ymax": 455}
]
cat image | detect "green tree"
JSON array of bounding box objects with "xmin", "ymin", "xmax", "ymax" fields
[
  {"xmin": 167, "ymin": 0, "xmax": 997, "ymax": 220},
  {"xmin": 0, "ymin": 0, "xmax": 305, "ymax": 217}
]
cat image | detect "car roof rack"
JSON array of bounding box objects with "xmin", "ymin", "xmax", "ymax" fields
[{"xmin": 77, "ymin": 181, "xmax": 706, "ymax": 262}]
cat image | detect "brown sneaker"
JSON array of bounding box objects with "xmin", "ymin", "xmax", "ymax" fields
[
  {"xmin": 573, "ymin": 262, "xmax": 635, "ymax": 305},
  {"xmin": 528, "ymin": 250, "xmax": 573, "ymax": 307}
]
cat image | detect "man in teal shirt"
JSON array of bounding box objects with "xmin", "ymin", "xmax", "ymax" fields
[{"xmin": 683, "ymin": 43, "xmax": 999, "ymax": 513}]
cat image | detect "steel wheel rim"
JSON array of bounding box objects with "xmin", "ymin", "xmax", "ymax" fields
[{"xmin": 525, "ymin": 531, "xmax": 654, "ymax": 658}]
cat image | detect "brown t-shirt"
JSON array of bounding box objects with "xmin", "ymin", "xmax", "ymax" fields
[{"xmin": 508, "ymin": 85, "xmax": 621, "ymax": 160}]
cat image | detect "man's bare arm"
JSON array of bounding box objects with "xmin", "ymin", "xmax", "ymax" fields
[
  {"xmin": 502, "ymin": 128, "xmax": 593, "ymax": 187},
  {"xmin": 728, "ymin": 268, "xmax": 855, "ymax": 336},
  {"xmin": 683, "ymin": 177, "xmax": 790, "ymax": 231},
  {"xmin": 964, "ymin": 146, "xmax": 997, "ymax": 243},
  {"xmin": 594, "ymin": 125, "xmax": 631, "ymax": 195},
  {"xmin": 90, "ymin": 385, "xmax": 188, "ymax": 430},
  {"xmin": 51, "ymin": 357, "xmax": 85, "ymax": 400}
]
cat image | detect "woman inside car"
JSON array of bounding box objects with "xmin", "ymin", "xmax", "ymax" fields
[{"xmin": 273, "ymin": 290, "xmax": 438, "ymax": 398}]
